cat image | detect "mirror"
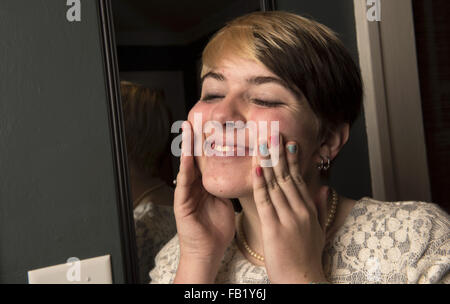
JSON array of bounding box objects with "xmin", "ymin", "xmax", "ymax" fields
[{"xmin": 110, "ymin": 0, "xmax": 272, "ymax": 283}]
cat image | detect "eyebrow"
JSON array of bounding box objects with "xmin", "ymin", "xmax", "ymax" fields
[
  {"xmin": 201, "ymin": 72, "xmax": 224, "ymax": 83},
  {"xmin": 201, "ymin": 72, "xmax": 290, "ymax": 90}
]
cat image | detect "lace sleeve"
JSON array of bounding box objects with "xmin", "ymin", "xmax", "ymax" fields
[
  {"xmin": 439, "ymin": 271, "xmax": 450, "ymax": 284},
  {"xmin": 134, "ymin": 202, "xmax": 177, "ymax": 283},
  {"xmin": 409, "ymin": 203, "xmax": 450, "ymax": 284},
  {"xmin": 149, "ymin": 234, "xmax": 180, "ymax": 284},
  {"xmin": 323, "ymin": 199, "xmax": 450, "ymax": 284}
]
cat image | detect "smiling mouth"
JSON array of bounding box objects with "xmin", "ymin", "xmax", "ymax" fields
[
  {"xmin": 213, "ymin": 143, "xmax": 236, "ymax": 153},
  {"xmin": 207, "ymin": 141, "xmax": 254, "ymax": 157}
]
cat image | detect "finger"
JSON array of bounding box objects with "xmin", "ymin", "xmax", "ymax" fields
[
  {"xmin": 176, "ymin": 121, "xmax": 198, "ymax": 190},
  {"xmin": 258, "ymin": 139, "xmax": 292, "ymax": 219},
  {"xmin": 271, "ymin": 135, "xmax": 308, "ymax": 216},
  {"xmin": 285, "ymin": 142, "xmax": 318, "ymax": 216},
  {"xmin": 252, "ymin": 154, "xmax": 278, "ymax": 225}
]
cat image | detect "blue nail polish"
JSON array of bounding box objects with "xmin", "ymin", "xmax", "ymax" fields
[
  {"xmin": 287, "ymin": 144, "xmax": 297, "ymax": 154},
  {"xmin": 259, "ymin": 143, "xmax": 268, "ymax": 156}
]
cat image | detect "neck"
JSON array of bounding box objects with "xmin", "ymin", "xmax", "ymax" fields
[
  {"xmin": 129, "ymin": 163, "xmax": 157, "ymax": 208},
  {"xmin": 237, "ymin": 195, "xmax": 264, "ymax": 265}
]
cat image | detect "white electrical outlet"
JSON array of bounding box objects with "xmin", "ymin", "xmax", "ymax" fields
[{"xmin": 28, "ymin": 254, "xmax": 112, "ymax": 284}]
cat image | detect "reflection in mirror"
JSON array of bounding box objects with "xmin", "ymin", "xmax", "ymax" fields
[
  {"xmin": 109, "ymin": 0, "xmax": 450, "ymax": 285},
  {"xmin": 120, "ymin": 82, "xmax": 176, "ymax": 283},
  {"xmin": 112, "ymin": 0, "xmax": 262, "ymax": 283}
]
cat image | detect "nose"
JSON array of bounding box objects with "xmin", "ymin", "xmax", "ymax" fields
[
  {"xmin": 206, "ymin": 94, "xmax": 256, "ymax": 150},
  {"xmin": 210, "ymin": 94, "xmax": 246, "ymax": 126}
]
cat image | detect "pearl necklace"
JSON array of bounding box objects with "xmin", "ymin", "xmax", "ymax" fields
[{"xmin": 237, "ymin": 188, "xmax": 339, "ymax": 263}]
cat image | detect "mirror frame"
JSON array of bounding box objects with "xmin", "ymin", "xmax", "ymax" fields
[{"xmin": 98, "ymin": 0, "xmax": 139, "ymax": 283}]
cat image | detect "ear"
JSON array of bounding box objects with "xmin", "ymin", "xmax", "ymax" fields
[{"xmin": 317, "ymin": 123, "xmax": 350, "ymax": 162}]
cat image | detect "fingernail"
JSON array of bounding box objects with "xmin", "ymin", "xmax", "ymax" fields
[
  {"xmin": 259, "ymin": 143, "xmax": 268, "ymax": 156},
  {"xmin": 256, "ymin": 166, "xmax": 263, "ymax": 177},
  {"xmin": 287, "ymin": 143, "xmax": 297, "ymax": 154}
]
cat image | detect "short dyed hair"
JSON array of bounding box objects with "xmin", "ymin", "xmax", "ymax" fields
[
  {"xmin": 201, "ymin": 11, "xmax": 363, "ymax": 137},
  {"xmin": 120, "ymin": 81, "xmax": 170, "ymax": 177}
]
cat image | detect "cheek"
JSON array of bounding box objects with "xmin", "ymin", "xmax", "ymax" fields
[
  {"xmin": 187, "ymin": 102, "xmax": 208, "ymax": 123},
  {"xmin": 187, "ymin": 102, "xmax": 212, "ymax": 146},
  {"xmin": 249, "ymin": 110, "xmax": 317, "ymax": 143},
  {"xmin": 281, "ymin": 112, "xmax": 319, "ymax": 145},
  {"xmin": 250, "ymin": 110, "xmax": 319, "ymax": 169},
  {"xmin": 247, "ymin": 111, "xmax": 285, "ymax": 137}
]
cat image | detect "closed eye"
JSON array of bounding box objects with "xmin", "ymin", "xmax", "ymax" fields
[
  {"xmin": 252, "ymin": 99, "xmax": 284, "ymax": 108},
  {"xmin": 201, "ymin": 94, "xmax": 224, "ymax": 102},
  {"xmin": 201, "ymin": 95, "xmax": 284, "ymax": 108}
]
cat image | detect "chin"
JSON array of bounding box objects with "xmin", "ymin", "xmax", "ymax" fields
[
  {"xmin": 196, "ymin": 155, "xmax": 253, "ymax": 199},
  {"xmin": 201, "ymin": 174, "xmax": 251, "ymax": 199}
]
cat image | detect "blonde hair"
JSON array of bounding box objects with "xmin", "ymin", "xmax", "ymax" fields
[
  {"xmin": 201, "ymin": 11, "xmax": 363, "ymax": 134},
  {"xmin": 120, "ymin": 81, "xmax": 170, "ymax": 177}
]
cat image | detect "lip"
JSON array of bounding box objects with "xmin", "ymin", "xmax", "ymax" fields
[{"xmin": 205, "ymin": 140, "xmax": 254, "ymax": 157}]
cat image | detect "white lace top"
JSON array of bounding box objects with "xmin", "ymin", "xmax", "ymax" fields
[
  {"xmin": 149, "ymin": 197, "xmax": 450, "ymax": 284},
  {"xmin": 133, "ymin": 179, "xmax": 177, "ymax": 283}
]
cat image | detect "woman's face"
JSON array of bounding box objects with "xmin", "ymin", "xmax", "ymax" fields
[{"xmin": 187, "ymin": 56, "xmax": 322, "ymax": 199}]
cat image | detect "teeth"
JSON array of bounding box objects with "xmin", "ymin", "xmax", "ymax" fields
[{"xmin": 214, "ymin": 145, "xmax": 235, "ymax": 152}]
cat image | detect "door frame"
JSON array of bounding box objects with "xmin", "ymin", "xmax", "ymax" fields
[{"xmin": 353, "ymin": 0, "xmax": 431, "ymax": 202}]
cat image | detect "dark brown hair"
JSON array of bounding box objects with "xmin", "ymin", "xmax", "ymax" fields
[{"xmin": 120, "ymin": 81, "xmax": 170, "ymax": 177}]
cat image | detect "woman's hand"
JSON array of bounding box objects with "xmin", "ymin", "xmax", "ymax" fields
[
  {"xmin": 252, "ymin": 135, "xmax": 330, "ymax": 283},
  {"xmin": 173, "ymin": 121, "xmax": 236, "ymax": 283}
]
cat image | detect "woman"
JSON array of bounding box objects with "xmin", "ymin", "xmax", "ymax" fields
[
  {"xmin": 150, "ymin": 11, "xmax": 449, "ymax": 284},
  {"xmin": 120, "ymin": 81, "xmax": 177, "ymax": 283}
]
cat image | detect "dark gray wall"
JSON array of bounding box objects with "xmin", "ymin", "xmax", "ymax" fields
[
  {"xmin": 0, "ymin": 0, "xmax": 126, "ymax": 283},
  {"xmin": 276, "ymin": 0, "xmax": 372, "ymax": 199}
]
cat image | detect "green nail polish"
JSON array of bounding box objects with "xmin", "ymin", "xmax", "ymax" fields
[
  {"xmin": 287, "ymin": 144, "xmax": 297, "ymax": 154},
  {"xmin": 259, "ymin": 143, "xmax": 268, "ymax": 155}
]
